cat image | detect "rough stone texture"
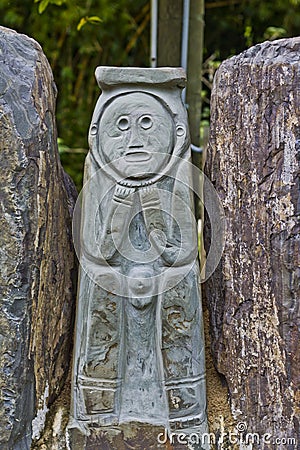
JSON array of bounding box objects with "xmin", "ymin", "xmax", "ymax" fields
[
  {"xmin": 205, "ymin": 38, "xmax": 300, "ymax": 448},
  {"xmin": 69, "ymin": 67, "xmax": 208, "ymax": 449},
  {"xmin": 0, "ymin": 27, "xmax": 77, "ymax": 449}
]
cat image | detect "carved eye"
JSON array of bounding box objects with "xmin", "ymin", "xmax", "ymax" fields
[
  {"xmin": 117, "ymin": 116, "xmax": 130, "ymax": 131},
  {"xmin": 139, "ymin": 115, "xmax": 153, "ymax": 130}
]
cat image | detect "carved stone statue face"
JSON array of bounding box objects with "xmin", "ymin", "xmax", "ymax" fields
[{"xmin": 98, "ymin": 92, "xmax": 175, "ymax": 180}]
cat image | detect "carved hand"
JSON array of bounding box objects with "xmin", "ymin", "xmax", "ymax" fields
[{"xmin": 99, "ymin": 185, "xmax": 135, "ymax": 260}]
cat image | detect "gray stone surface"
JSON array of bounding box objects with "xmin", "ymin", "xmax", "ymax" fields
[
  {"xmin": 69, "ymin": 67, "xmax": 207, "ymax": 448},
  {"xmin": 0, "ymin": 27, "xmax": 77, "ymax": 449},
  {"xmin": 204, "ymin": 38, "xmax": 300, "ymax": 448}
]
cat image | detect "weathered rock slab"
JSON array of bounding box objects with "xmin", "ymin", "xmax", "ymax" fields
[
  {"xmin": 0, "ymin": 26, "xmax": 77, "ymax": 449},
  {"xmin": 205, "ymin": 37, "xmax": 300, "ymax": 448}
]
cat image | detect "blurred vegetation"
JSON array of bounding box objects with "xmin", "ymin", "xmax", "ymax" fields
[
  {"xmin": 202, "ymin": 0, "xmax": 300, "ymax": 129},
  {"xmin": 0, "ymin": 0, "xmax": 300, "ymax": 190},
  {"xmin": 0, "ymin": 0, "xmax": 149, "ymax": 188}
]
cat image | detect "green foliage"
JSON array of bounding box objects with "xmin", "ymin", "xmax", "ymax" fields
[
  {"xmin": 264, "ymin": 26, "xmax": 287, "ymax": 40},
  {"xmin": 35, "ymin": 0, "xmax": 67, "ymax": 15},
  {"xmin": 58, "ymin": 138, "xmax": 87, "ymax": 188},
  {"xmin": 0, "ymin": 0, "xmax": 149, "ymax": 190},
  {"xmin": 204, "ymin": 0, "xmax": 300, "ymax": 60},
  {"xmin": 77, "ymin": 15, "xmax": 103, "ymax": 31},
  {"xmin": 244, "ymin": 23, "xmax": 253, "ymax": 47},
  {"xmin": 202, "ymin": 0, "xmax": 300, "ymax": 126}
]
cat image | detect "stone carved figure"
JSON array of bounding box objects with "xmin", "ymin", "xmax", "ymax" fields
[{"xmin": 70, "ymin": 67, "xmax": 207, "ymax": 442}]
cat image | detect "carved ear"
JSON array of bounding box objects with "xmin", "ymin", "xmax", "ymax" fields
[
  {"xmin": 176, "ymin": 124, "xmax": 186, "ymax": 138},
  {"xmin": 90, "ymin": 124, "xmax": 98, "ymax": 135}
]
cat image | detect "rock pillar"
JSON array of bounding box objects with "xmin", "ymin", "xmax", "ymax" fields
[
  {"xmin": 0, "ymin": 27, "xmax": 77, "ymax": 449},
  {"xmin": 205, "ymin": 38, "xmax": 300, "ymax": 448}
]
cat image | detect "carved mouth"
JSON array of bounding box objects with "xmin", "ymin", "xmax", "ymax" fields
[{"xmin": 125, "ymin": 151, "xmax": 151, "ymax": 162}]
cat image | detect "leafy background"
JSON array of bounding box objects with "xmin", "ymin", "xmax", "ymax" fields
[{"xmin": 0, "ymin": 0, "xmax": 300, "ymax": 190}]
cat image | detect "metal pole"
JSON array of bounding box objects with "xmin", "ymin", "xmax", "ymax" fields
[
  {"xmin": 181, "ymin": 0, "xmax": 190, "ymax": 72},
  {"xmin": 181, "ymin": 0, "xmax": 190, "ymax": 104},
  {"xmin": 151, "ymin": 0, "xmax": 158, "ymax": 67},
  {"xmin": 181, "ymin": 0, "xmax": 202, "ymax": 153}
]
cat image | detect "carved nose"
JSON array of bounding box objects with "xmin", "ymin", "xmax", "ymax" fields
[{"xmin": 128, "ymin": 127, "xmax": 143, "ymax": 148}]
